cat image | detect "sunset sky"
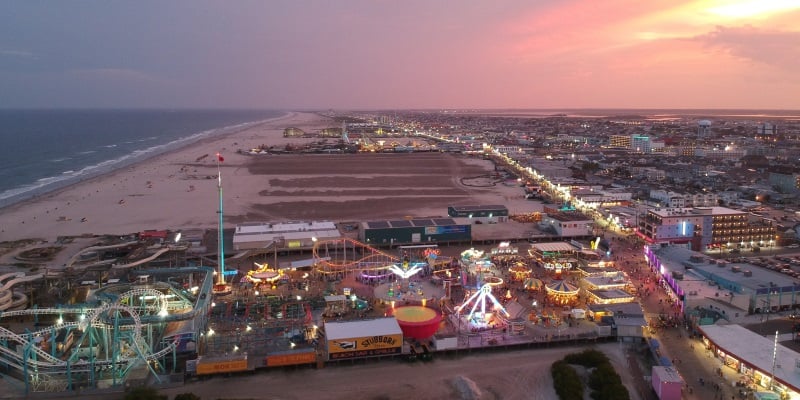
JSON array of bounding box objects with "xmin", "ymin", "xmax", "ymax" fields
[{"xmin": 1, "ymin": 1, "xmax": 798, "ymax": 109}]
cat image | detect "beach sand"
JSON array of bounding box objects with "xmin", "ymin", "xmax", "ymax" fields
[{"xmin": 0, "ymin": 112, "xmax": 539, "ymax": 243}]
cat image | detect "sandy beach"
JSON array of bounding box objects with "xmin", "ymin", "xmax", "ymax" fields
[
  {"xmin": 0, "ymin": 111, "xmax": 313, "ymax": 242},
  {"xmin": 0, "ymin": 112, "xmax": 538, "ymax": 243}
]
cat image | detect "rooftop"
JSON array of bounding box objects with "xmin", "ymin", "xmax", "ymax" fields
[
  {"xmin": 655, "ymin": 246, "xmax": 797, "ymax": 294},
  {"xmin": 364, "ymin": 218, "xmax": 459, "ymax": 229},
  {"xmin": 545, "ymin": 212, "xmax": 593, "ymax": 222},
  {"xmin": 700, "ymin": 324, "xmax": 800, "ymax": 392},
  {"xmin": 530, "ymin": 242, "xmax": 578, "ymax": 253},
  {"xmin": 649, "ymin": 206, "xmax": 745, "ymax": 218},
  {"xmin": 325, "ymin": 317, "xmax": 402, "ymax": 341},
  {"xmin": 448, "ymin": 205, "xmax": 508, "ymax": 212}
]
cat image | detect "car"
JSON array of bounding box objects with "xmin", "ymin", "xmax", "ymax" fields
[
  {"xmin": 787, "ymin": 244, "xmax": 799, "ymax": 249},
  {"xmin": 730, "ymin": 249, "xmax": 741, "ymax": 254}
]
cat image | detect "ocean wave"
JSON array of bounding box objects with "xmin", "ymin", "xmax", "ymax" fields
[
  {"xmin": 0, "ymin": 112, "xmax": 286, "ymax": 207},
  {"xmin": 49, "ymin": 157, "xmax": 71, "ymax": 163}
]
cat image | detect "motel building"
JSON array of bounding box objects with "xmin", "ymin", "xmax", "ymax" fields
[
  {"xmin": 639, "ymin": 206, "xmax": 777, "ymax": 252},
  {"xmin": 699, "ymin": 324, "xmax": 800, "ymax": 399}
]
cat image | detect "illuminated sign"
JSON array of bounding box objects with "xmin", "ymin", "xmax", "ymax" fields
[
  {"xmin": 266, "ymin": 351, "xmax": 316, "ymax": 367},
  {"xmin": 196, "ymin": 358, "xmax": 248, "ymax": 375},
  {"xmin": 328, "ymin": 334, "xmax": 402, "ymax": 354}
]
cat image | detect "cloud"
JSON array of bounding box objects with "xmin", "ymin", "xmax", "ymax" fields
[{"xmin": 693, "ymin": 25, "xmax": 800, "ymax": 70}]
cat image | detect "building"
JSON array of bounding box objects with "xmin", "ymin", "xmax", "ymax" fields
[
  {"xmin": 571, "ymin": 189, "xmax": 633, "ymax": 208},
  {"xmin": 540, "ymin": 212, "xmax": 593, "ymax": 237},
  {"xmin": 650, "ymin": 190, "xmax": 686, "ymax": 208},
  {"xmin": 650, "ymin": 190, "xmax": 719, "ymax": 208},
  {"xmin": 447, "ymin": 205, "xmax": 509, "ymax": 223},
  {"xmin": 697, "ymin": 146, "xmax": 746, "ymax": 160},
  {"xmin": 768, "ymin": 166, "xmax": 800, "ymax": 195},
  {"xmin": 359, "ymin": 218, "xmax": 471, "ymax": 246},
  {"xmin": 640, "ymin": 206, "xmax": 777, "ymax": 251},
  {"xmin": 629, "ymin": 166, "xmax": 666, "ymax": 181},
  {"xmin": 631, "ymin": 135, "xmax": 652, "ymax": 153},
  {"xmin": 283, "ymin": 127, "xmax": 306, "ymax": 137},
  {"xmin": 651, "ymin": 366, "xmax": 684, "ymax": 400},
  {"xmin": 643, "ymin": 245, "xmax": 800, "ymax": 317},
  {"xmin": 758, "ymin": 122, "xmax": 777, "ymax": 136},
  {"xmin": 325, "ymin": 317, "xmax": 403, "ymax": 361},
  {"xmin": 697, "ymin": 120, "xmax": 711, "ymax": 137},
  {"xmin": 608, "ymin": 135, "xmax": 632, "ymax": 149},
  {"xmin": 232, "ymin": 221, "xmax": 341, "ymax": 251},
  {"xmin": 699, "ymin": 324, "xmax": 800, "ymax": 398}
]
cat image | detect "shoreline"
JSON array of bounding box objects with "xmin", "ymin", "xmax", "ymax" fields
[
  {"xmin": 0, "ymin": 111, "xmax": 335, "ymax": 242},
  {"xmin": 0, "ymin": 111, "xmax": 293, "ymax": 212}
]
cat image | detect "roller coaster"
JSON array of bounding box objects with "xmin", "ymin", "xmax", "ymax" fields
[
  {"xmin": 312, "ymin": 238, "xmax": 399, "ymax": 275},
  {"xmin": 0, "ymin": 266, "xmax": 214, "ymax": 394}
]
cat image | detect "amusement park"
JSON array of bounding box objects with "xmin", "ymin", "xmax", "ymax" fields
[
  {"xmin": 0, "ymin": 158, "xmax": 645, "ymax": 398},
  {"xmin": 0, "ymin": 226, "xmax": 645, "ymax": 396}
]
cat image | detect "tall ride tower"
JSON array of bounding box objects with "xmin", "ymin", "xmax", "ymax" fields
[{"xmin": 216, "ymin": 152, "xmax": 226, "ymax": 286}]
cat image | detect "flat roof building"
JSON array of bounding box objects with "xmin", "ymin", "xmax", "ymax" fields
[
  {"xmin": 641, "ymin": 206, "xmax": 777, "ymax": 251},
  {"xmin": 359, "ymin": 218, "xmax": 471, "ymax": 246},
  {"xmin": 232, "ymin": 221, "xmax": 341, "ymax": 251},
  {"xmin": 699, "ymin": 324, "xmax": 800, "ymax": 397},
  {"xmin": 644, "ymin": 245, "xmax": 800, "ymax": 318}
]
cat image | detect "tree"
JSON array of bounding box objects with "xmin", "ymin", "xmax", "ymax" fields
[{"xmin": 124, "ymin": 387, "xmax": 166, "ymax": 400}]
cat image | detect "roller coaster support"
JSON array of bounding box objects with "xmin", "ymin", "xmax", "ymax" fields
[
  {"xmin": 23, "ymin": 338, "xmax": 33, "ymax": 394},
  {"xmin": 112, "ymin": 308, "xmax": 120, "ymax": 387}
]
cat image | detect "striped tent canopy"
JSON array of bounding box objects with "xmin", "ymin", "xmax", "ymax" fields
[
  {"xmin": 523, "ymin": 278, "xmax": 543, "ymax": 290},
  {"xmin": 546, "ymin": 280, "xmax": 579, "ymax": 295}
]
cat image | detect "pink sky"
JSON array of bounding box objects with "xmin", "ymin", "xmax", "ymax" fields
[{"xmin": 1, "ymin": 0, "xmax": 798, "ymax": 109}]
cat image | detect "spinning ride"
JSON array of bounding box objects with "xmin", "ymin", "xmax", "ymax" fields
[
  {"xmin": 455, "ymin": 283, "xmax": 510, "ymax": 330},
  {"xmin": 391, "ymin": 306, "xmax": 442, "ymax": 340},
  {"xmin": 545, "ymin": 280, "xmax": 580, "ymax": 305}
]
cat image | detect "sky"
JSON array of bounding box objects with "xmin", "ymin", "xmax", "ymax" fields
[{"xmin": 0, "ymin": 0, "xmax": 799, "ymax": 110}]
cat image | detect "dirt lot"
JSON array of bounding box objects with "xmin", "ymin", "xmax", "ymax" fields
[{"xmin": 230, "ymin": 152, "xmax": 529, "ymax": 223}]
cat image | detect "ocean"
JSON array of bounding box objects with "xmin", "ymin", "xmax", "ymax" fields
[{"xmin": 0, "ymin": 109, "xmax": 285, "ymax": 209}]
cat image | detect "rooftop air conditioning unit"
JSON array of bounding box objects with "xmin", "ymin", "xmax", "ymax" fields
[
  {"xmin": 743, "ymin": 270, "xmax": 752, "ymax": 277},
  {"xmin": 731, "ymin": 266, "xmax": 741, "ymax": 273}
]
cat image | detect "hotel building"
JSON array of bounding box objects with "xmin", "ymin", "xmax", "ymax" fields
[{"xmin": 640, "ymin": 206, "xmax": 777, "ymax": 251}]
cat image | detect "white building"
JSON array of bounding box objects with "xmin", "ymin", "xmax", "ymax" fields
[
  {"xmin": 232, "ymin": 221, "xmax": 341, "ymax": 251},
  {"xmin": 649, "ymin": 190, "xmax": 685, "ymax": 208},
  {"xmin": 541, "ymin": 213, "xmax": 594, "ymax": 237}
]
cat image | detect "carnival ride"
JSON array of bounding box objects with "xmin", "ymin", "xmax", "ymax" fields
[
  {"xmin": 545, "ymin": 280, "xmax": 580, "ymax": 305},
  {"xmin": 0, "ymin": 272, "xmax": 43, "ymax": 311},
  {"xmin": 0, "ymin": 266, "xmax": 214, "ymax": 394},
  {"xmin": 65, "ymin": 241, "xmax": 139, "ymax": 270},
  {"xmin": 391, "ymin": 306, "xmax": 442, "ymax": 340},
  {"xmin": 455, "ymin": 283, "xmax": 510, "ymax": 323},
  {"xmin": 312, "ymin": 238, "xmax": 398, "ymax": 275}
]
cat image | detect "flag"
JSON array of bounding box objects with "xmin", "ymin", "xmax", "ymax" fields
[{"xmin": 216, "ymin": 153, "xmax": 224, "ymax": 162}]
